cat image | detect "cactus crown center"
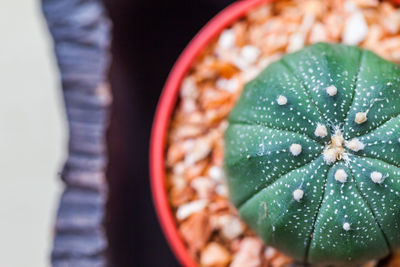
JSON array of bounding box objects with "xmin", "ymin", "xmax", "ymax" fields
[{"xmin": 323, "ymin": 128, "xmax": 346, "ymax": 165}]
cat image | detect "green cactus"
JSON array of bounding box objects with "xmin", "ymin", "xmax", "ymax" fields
[{"xmin": 224, "ymin": 43, "xmax": 400, "ymax": 266}]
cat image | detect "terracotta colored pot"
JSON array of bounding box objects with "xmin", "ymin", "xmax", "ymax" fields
[
  {"xmin": 150, "ymin": 1, "xmax": 273, "ymax": 265},
  {"xmin": 149, "ymin": 0, "xmax": 400, "ymax": 266}
]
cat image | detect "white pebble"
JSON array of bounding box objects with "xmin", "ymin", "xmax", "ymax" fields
[
  {"xmin": 240, "ymin": 45, "xmax": 260, "ymax": 65},
  {"xmin": 218, "ymin": 29, "xmax": 236, "ymax": 49},
  {"xmin": 184, "ymin": 138, "xmax": 212, "ymax": 165},
  {"xmin": 290, "ymin": 144, "xmax": 302, "ymax": 156},
  {"xmin": 230, "ymin": 238, "xmax": 263, "ymax": 267},
  {"xmin": 217, "ymin": 215, "xmax": 244, "ymax": 240},
  {"xmin": 173, "ymin": 162, "xmax": 186, "ymax": 175},
  {"xmin": 208, "ymin": 166, "xmax": 226, "ymax": 183},
  {"xmin": 216, "ymin": 77, "xmax": 239, "ymax": 93},
  {"xmin": 215, "ymin": 184, "xmax": 229, "ymax": 197},
  {"xmin": 277, "ymin": 95, "xmax": 288, "ymax": 106},
  {"xmin": 344, "ymin": 0, "xmax": 357, "ymax": 12},
  {"xmin": 370, "ymin": 171, "xmax": 384, "ymax": 184},
  {"xmin": 293, "ymin": 189, "xmax": 304, "ymax": 202},
  {"xmin": 343, "ymin": 222, "xmax": 351, "ymax": 231},
  {"xmin": 176, "ymin": 200, "xmax": 208, "ymax": 220},
  {"xmin": 346, "ymin": 138, "xmax": 365, "ymax": 152},
  {"xmin": 181, "ymin": 99, "xmax": 197, "ymax": 113},
  {"xmin": 180, "ymin": 77, "xmax": 198, "ymax": 99},
  {"xmin": 287, "ymin": 32, "xmax": 306, "ymax": 53},
  {"xmin": 191, "ymin": 177, "xmax": 215, "ymax": 199},
  {"xmin": 315, "ymin": 124, "xmax": 328, "ymax": 138},
  {"xmin": 335, "ymin": 169, "xmax": 348, "ymax": 183},
  {"xmin": 355, "ymin": 112, "xmax": 367, "ymax": 124},
  {"xmin": 200, "ymin": 242, "xmax": 231, "ymax": 267},
  {"xmin": 343, "ymin": 11, "xmax": 368, "ymax": 45},
  {"xmin": 326, "ymin": 85, "xmax": 338, "ymax": 96}
]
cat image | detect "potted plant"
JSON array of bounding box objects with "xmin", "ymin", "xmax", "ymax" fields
[{"xmin": 151, "ymin": 0, "xmax": 400, "ymax": 266}]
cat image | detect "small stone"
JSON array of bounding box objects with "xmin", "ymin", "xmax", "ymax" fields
[
  {"xmin": 240, "ymin": 45, "xmax": 260, "ymax": 65},
  {"xmin": 191, "ymin": 177, "xmax": 215, "ymax": 199},
  {"xmin": 343, "ymin": 222, "xmax": 351, "ymax": 231},
  {"xmin": 287, "ymin": 32, "xmax": 306, "ymax": 52},
  {"xmin": 179, "ymin": 211, "xmax": 212, "ymax": 253},
  {"xmin": 370, "ymin": 171, "xmax": 384, "ymax": 184},
  {"xmin": 315, "ymin": 124, "xmax": 328, "ymax": 138},
  {"xmin": 355, "ymin": 112, "xmax": 368, "ymax": 124},
  {"xmin": 215, "ymin": 184, "xmax": 229, "ymax": 197},
  {"xmin": 290, "ymin": 143, "xmax": 302, "ymax": 156},
  {"xmin": 200, "ymin": 242, "xmax": 231, "ymax": 267},
  {"xmin": 216, "ymin": 77, "xmax": 239, "ymax": 93},
  {"xmin": 176, "ymin": 200, "xmax": 208, "ymax": 220},
  {"xmin": 208, "ymin": 166, "xmax": 226, "ymax": 183},
  {"xmin": 218, "ymin": 29, "xmax": 235, "ymax": 49},
  {"xmin": 217, "ymin": 215, "xmax": 244, "ymax": 240},
  {"xmin": 230, "ymin": 237, "xmax": 263, "ymax": 267},
  {"xmin": 184, "ymin": 138, "xmax": 212, "ymax": 165},
  {"xmin": 346, "ymin": 138, "xmax": 365, "ymax": 152},
  {"xmin": 335, "ymin": 169, "xmax": 348, "ymax": 183},
  {"xmin": 181, "ymin": 99, "xmax": 197, "ymax": 113},
  {"xmin": 277, "ymin": 95, "xmax": 288, "ymax": 106},
  {"xmin": 343, "ymin": 11, "xmax": 368, "ymax": 45},
  {"xmin": 293, "ymin": 189, "xmax": 304, "ymax": 202},
  {"xmin": 180, "ymin": 77, "xmax": 198, "ymax": 99},
  {"xmin": 173, "ymin": 162, "xmax": 186, "ymax": 175},
  {"xmin": 326, "ymin": 85, "xmax": 338, "ymax": 96},
  {"xmin": 264, "ymin": 247, "xmax": 278, "ymax": 259}
]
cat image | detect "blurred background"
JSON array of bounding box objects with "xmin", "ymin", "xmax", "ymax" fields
[
  {"xmin": 0, "ymin": 1, "xmax": 65, "ymax": 266},
  {"xmin": 0, "ymin": 0, "xmax": 235, "ymax": 266}
]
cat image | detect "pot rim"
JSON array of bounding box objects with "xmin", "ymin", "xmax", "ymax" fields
[
  {"xmin": 149, "ymin": 0, "xmax": 272, "ymax": 266},
  {"xmin": 149, "ymin": 0, "xmax": 400, "ymax": 266}
]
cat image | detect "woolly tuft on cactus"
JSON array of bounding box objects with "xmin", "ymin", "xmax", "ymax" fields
[{"xmin": 224, "ymin": 43, "xmax": 400, "ymax": 266}]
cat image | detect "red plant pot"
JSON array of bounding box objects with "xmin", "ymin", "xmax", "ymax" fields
[
  {"xmin": 149, "ymin": 0, "xmax": 400, "ymax": 266},
  {"xmin": 150, "ymin": 1, "xmax": 273, "ymax": 265}
]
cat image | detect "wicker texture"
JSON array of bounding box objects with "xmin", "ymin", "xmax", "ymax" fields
[{"xmin": 42, "ymin": 0, "xmax": 111, "ymax": 266}]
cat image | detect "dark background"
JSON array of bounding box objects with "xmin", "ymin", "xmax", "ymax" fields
[{"xmin": 104, "ymin": 0, "xmax": 235, "ymax": 266}]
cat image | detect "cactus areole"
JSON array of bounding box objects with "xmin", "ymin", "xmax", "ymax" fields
[{"xmin": 224, "ymin": 43, "xmax": 400, "ymax": 265}]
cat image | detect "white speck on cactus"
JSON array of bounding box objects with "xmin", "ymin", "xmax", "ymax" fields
[
  {"xmin": 355, "ymin": 112, "xmax": 368, "ymax": 124},
  {"xmin": 315, "ymin": 124, "xmax": 328, "ymax": 138},
  {"xmin": 343, "ymin": 222, "xmax": 351, "ymax": 231},
  {"xmin": 293, "ymin": 189, "xmax": 304, "ymax": 202},
  {"xmin": 326, "ymin": 85, "xmax": 338, "ymax": 96},
  {"xmin": 290, "ymin": 143, "xmax": 302, "ymax": 156},
  {"xmin": 277, "ymin": 95, "xmax": 288, "ymax": 106},
  {"xmin": 370, "ymin": 171, "xmax": 384, "ymax": 184},
  {"xmin": 335, "ymin": 169, "xmax": 348, "ymax": 183},
  {"xmin": 346, "ymin": 138, "xmax": 365, "ymax": 152}
]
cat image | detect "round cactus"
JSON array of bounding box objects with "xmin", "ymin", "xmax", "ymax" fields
[{"xmin": 224, "ymin": 43, "xmax": 400, "ymax": 265}]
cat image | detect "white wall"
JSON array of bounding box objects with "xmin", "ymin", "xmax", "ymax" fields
[{"xmin": 0, "ymin": 1, "xmax": 66, "ymax": 266}]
